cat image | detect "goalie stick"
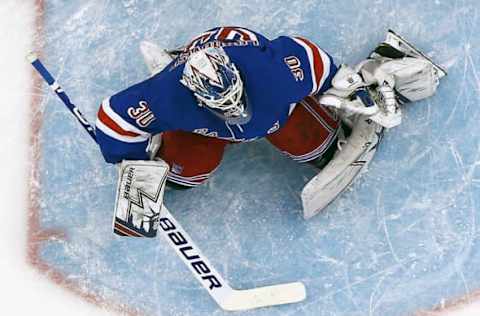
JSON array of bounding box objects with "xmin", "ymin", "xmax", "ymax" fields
[{"xmin": 27, "ymin": 52, "xmax": 306, "ymax": 311}]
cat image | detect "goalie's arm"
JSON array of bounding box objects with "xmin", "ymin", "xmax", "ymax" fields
[
  {"xmin": 286, "ymin": 36, "xmax": 337, "ymax": 96},
  {"xmin": 273, "ymin": 36, "xmax": 338, "ymax": 100},
  {"xmin": 95, "ymin": 95, "xmax": 163, "ymax": 163},
  {"xmin": 96, "ymin": 95, "xmax": 168, "ymax": 237}
]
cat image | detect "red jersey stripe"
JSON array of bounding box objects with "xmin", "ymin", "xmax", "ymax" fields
[
  {"xmin": 97, "ymin": 105, "xmax": 141, "ymax": 138},
  {"xmin": 218, "ymin": 26, "xmax": 251, "ymax": 41},
  {"xmin": 296, "ymin": 37, "xmax": 325, "ymax": 94}
]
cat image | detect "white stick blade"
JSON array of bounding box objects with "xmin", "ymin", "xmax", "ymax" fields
[{"xmin": 220, "ymin": 282, "xmax": 306, "ymax": 311}]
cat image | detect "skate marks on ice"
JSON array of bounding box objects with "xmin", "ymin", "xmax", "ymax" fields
[{"xmin": 30, "ymin": 0, "xmax": 480, "ymax": 315}]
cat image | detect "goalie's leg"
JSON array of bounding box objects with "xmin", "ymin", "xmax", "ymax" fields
[
  {"xmin": 156, "ymin": 131, "xmax": 230, "ymax": 187},
  {"xmin": 266, "ymin": 96, "xmax": 340, "ymax": 165}
]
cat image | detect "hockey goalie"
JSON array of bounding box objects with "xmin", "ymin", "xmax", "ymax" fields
[{"xmin": 95, "ymin": 26, "xmax": 446, "ymax": 224}]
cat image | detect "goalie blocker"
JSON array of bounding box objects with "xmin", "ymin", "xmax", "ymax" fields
[{"xmin": 113, "ymin": 159, "xmax": 169, "ymax": 237}]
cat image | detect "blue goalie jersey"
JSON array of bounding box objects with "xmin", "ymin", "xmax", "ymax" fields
[{"xmin": 96, "ymin": 27, "xmax": 337, "ymax": 163}]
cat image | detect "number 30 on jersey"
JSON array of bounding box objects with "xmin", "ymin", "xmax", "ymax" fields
[{"xmin": 284, "ymin": 56, "xmax": 304, "ymax": 82}]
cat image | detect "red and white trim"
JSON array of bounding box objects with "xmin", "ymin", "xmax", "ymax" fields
[
  {"xmin": 167, "ymin": 172, "xmax": 211, "ymax": 187},
  {"xmin": 113, "ymin": 221, "xmax": 145, "ymax": 237},
  {"xmin": 284, "ymin": 99, "xmax": 339, "ymax": 163},
  {"xmin": 303, "ymin": 96, "xmax": 338, "ymax": 128},
  {"xmin": 288, "ymin": 103, "xmax": 297, "ymax": 116},
  {"xmin": 291, "ymin": 36, "xmax": 331, "ymax": 95},
  {"xmin": 216, "ymin": 27, "xmax": 258, "ymax": 42},
  {"xmin": 284, "ymin": 126, "xmax": 338, "ymax": 163},
  {"xmin": 96, "ymin": 98, "xmax": 150, "ymax": 143},
  {"xmin": 301, "ymin": 100, "xmax": 335, "ymax": 134}
]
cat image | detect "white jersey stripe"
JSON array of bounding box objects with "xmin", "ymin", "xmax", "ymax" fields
[
  {"xmin": 301, "ymin": 101, "xmax": 335, "ymax": 133},
  {"xmin": 290, "ymin": 37, "xmax": 333, "ymax": 95},
  {"xmin": 241, "ymin": 28, "xmax": 258, "ymax": 42},
  {"xmin": 167, "ymin": 173, "xmax": 208, "ymax": 186},
  {"xmin": 169, "ymin": 172, "xmax": 211, "ymax": 181},
  {"xmin": 226, "ymin": 32, "xmax": 237, "ymax": 40},
  {"xmin": 288, "ymin": 103, "xmax": 297, "ymax": 116},
  {"xmin": 316, "ymin": 46, "xmax": 331, "ymax": 94},
  {"xmin": 95, "ymin": 119, "xmax": 149, "ymax": 143},
  {"xmin": 166, "ymin": 176, "xmax": 199, "ymax": 187},
  {"xmin": 101, "ymin": 98, "xmax": 150, "ymax": 137}
]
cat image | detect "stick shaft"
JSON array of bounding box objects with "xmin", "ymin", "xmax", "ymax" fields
[
  {"xmin": 28, "ymin": 53, "xmax": 97, "ymax": 142},
  {"xmin": 158, "ymin": 205, "xmax": 234, "ymax": 301}
]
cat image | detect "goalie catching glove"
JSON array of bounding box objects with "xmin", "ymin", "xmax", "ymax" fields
[
  {"xmin": 318, "ymin": 63, "xmax": 401, "ymax": 128},
  {"xmin": 318, "ymin": 33, "xmax": 444, "ymax": 128}
]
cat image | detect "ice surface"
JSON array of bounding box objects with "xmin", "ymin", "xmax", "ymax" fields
[{"xmin": 30, "ymin": 0, "xmax": 480, "ymax": 315}]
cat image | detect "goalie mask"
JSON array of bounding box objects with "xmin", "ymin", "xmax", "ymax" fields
[{"xmin": 180, "ymin": 47, "xmax": 251, "ymax": 125}]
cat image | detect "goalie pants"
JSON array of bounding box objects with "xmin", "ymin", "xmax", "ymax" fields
[{"xmin": 157, "ymin": 96, "xmax": 340, "ymax": 187}]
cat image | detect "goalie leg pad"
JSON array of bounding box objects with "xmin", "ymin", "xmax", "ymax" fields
[{"xmin": 301, "ymin": 117, "xmax": 384, "ymax": 219}]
